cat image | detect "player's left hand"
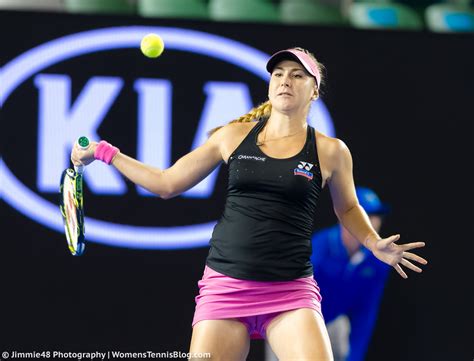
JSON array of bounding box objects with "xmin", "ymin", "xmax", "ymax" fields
[{"xmin": 371, "ymin": 235, "xmax": 428, "ymax": 279}]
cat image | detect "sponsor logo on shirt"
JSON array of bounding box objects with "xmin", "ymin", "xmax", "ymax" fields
[
  {"xmin": 238, "ymin": 154, "xmax": 266, "ymax": 161},
  {"xmin": 294, "ymin": 161, "xmax": 314, "ymax": 181}
]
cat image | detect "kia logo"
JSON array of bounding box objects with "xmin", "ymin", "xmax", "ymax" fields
[{"xmin": 0, "ymin": 26, "xmax": 335, "ymax": 250}]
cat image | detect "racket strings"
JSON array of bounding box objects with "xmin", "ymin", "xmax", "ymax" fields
[{"xmin": 61, "ymin": 171, "xmax": 81, "ymax": 252}]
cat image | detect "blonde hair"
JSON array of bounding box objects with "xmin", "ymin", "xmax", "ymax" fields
[
  {"xmin": 207, "ymin": 100, "xmax": 272, "ymax": 137},
  {"xmin": 207, "ymin": 47, "xmax": 325, "ymax": 138}
]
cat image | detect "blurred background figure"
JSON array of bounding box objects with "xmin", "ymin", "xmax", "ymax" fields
[{"xmin": 311, "ymin": 186, "xmax": 391, "ymax": 361}]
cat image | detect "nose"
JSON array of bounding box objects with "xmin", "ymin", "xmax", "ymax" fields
[{"xmin": 279, "ymin": 73, "xmax": 292, "ymax": 88}]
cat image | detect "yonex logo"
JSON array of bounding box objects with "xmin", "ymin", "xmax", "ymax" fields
[
  {"xmin": 294, "ymin": 161, "xmax": 314, "ymax": 181},
  {"xmin": 297, "ymin": 161, "xmax": 314, "ymax": 171}
]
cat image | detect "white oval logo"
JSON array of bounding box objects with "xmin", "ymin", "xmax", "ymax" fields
[{"xmin": 0, "ymin": 26, "xmax": 335, "ymax": 250}]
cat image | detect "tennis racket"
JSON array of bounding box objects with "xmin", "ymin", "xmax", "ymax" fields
[{"xmin": 59, "ymin": 136, "xmax": 90, "ymax": 256}]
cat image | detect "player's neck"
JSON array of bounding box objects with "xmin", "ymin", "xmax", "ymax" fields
[{"xmin": 266, "ymin": 112, "xmax": 307, "ymax": 137}]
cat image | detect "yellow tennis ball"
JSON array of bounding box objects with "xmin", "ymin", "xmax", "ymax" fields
[{"xmin": 140, "ymin": 33, "xmax": 164, "ymax": 58}]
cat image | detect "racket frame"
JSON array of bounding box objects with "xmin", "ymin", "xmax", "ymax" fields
[{"xmin": 59, "ymin": 167, "xmax": 85, "ymax": 256}]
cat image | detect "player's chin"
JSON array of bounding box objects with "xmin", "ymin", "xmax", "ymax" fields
[{"xmin": 274, "ymin": 103, "xmax": 298, "ymax": 113}]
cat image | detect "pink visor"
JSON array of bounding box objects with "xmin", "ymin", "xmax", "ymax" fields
[{"xmin": 266, "ymin": 49, "xmax": 321, "ymax": 88}]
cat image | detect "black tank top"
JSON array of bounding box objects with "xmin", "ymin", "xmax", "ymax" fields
[{"xmin": 206, "ymin": 117, "xmax": 323, "ymax": 281}]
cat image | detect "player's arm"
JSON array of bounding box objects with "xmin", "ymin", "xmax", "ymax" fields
[
  {"xmin": 111, "ymin": 130, "xmax": 227, "ymax": 199},
  {"xmin": 326, "ymin": 139, "xmax": 427, "ymax": 277},
  {"xmin": 326, "ymin": 139, "xmax": 380, "ymax": 247},
  {"xmin": 72, "ymin": 127, "xmax": 228, "ymax": 199}
]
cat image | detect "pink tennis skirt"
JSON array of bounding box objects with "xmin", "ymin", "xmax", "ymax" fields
[{"xmin": 192, "ymin": 265, "xmax": 323, "ymax": 339}]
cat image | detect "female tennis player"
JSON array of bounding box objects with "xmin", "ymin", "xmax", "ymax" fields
[{"xmin": 71, "ymin": 47, "xmax": 427, "ymax": 361}]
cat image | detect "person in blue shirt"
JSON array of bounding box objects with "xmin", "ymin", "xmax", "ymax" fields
[{"xmin": 311, "ymin": 186, "xmax": 391, "ymax": 361}]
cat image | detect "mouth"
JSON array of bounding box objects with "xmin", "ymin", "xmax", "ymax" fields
[{"xmin": 278, "ymin": 92, "xmax": 292, "ymax": 97}]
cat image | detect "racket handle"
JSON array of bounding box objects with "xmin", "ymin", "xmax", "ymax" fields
[
  {"xmin": 74, "ymin": 136, "xmax": 90, "ymax": 174},
  {"xmin": 74, "ymin": 164, "xmax": 85, "ymax": 174}
]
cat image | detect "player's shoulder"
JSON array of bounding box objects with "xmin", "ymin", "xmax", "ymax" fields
[
  {"xmin": 224, "ymin": 120, "xmax": 258, "ymax": 134},
  {"xmin": 315, "ymin": 131, "xmax": 350, "ymax": 160},
  {"xmin": 315, "ymin": 131, "xmax": 348, "ymax": 150},
  {"xmin": 210, "ymin": 121, "xmax": 258, "ymax": 143}
]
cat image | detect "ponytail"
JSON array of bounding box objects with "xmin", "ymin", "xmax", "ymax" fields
[{"xmin": 207, "ymin": 100, "xmax": 272, "ymax": 137}]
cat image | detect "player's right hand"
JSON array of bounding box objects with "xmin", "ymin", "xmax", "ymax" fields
[{"xmin": 71, "ymin": 141, "xmax": 98, "ymax": 167}]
